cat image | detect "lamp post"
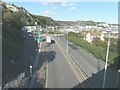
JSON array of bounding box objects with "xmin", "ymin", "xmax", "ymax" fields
[
  {"xmin": 29, "ymin": 65, "xmax": 32, "ymax": 77},
  {"xmin": 103, "ymin": 30, "xmax": 111, "ymax": 88},
  {"xmin": 66, "ymin": 29, "xmax": 68, "ymax": 53}
]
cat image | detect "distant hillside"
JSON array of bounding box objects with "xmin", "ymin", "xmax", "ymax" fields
[
  {"xmin": 1, "ymin": 1, "xmax": 58, "ymax": 83},
  {"xmin": 56, "ymin": 20, "xmax": 105, "ymax": 26}
]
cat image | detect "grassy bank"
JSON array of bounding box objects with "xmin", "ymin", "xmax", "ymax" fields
[{"xmin": 67, "ymin": 32, "xmax": 118, "ymax": 65}]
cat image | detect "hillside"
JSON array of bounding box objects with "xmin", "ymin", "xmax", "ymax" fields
[
  {"xmin": 56, "ymin": 20, "xmax": 104, "ymax": 26},
  {"xmin": 1, "ymin": 1, "xmax": 58, "ymax": 84}
]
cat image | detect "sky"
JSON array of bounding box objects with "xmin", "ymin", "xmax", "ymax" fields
[{"xmin": 7, "ymin": 1, "xmax": 118, "ymax": 24}]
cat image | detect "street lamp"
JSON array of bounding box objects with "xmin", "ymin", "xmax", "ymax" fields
[
  {"xmin": 103, "ymin": 29, "xmax": 111, "ymax": 88},
  {"xmin": 29, "ymin": 65, "xmax": 33, "ymax": 77},
  {"xmin": 66, "ymin": 30, "xmax": 68, "ymax": 53}
]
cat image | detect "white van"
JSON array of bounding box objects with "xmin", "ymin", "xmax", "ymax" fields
[{"xmin": 46, "ymin": 36, "xmax": 51, "ymax": 44}]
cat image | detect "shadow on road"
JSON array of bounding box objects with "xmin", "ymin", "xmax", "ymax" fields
[
  {"xmin": 24, "ymin": 50, "xmax": 56, "ymax": 88},
  {"xmin": 72, "ymin": 55, "xmax": 119, "ymax": 88},
  {"xmin": 33, "ymin": 50, "xmax": 56, "ymax": 72}
]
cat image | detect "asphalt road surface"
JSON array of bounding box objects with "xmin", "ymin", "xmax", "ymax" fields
[
  {"xmin": 55, "ymin": 35, "xmax": 117, "ymax": 88},
  {"xmin": 45, "ymin": 37, "xmax": 93, "ymax": 88},
  {"xmin": 46, "ymin": 39, "xmax": 79, "ymax": 88},
  {"xmin": 25, "ymin": 35, "xmax": 94, "ymax": 88}
]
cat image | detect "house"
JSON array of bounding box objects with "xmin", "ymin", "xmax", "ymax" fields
[
  {"xmin": 100, "ymin": 33, "xmax": 105, "ymax": 42},
  {"xmin": 85, "ymin": 33, "xmax": 93, "ymax": 43}
]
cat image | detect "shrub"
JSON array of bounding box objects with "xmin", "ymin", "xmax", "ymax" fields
[{"xmin": 68, "ymin": 33, "xmax": 118, "ymax": 65}]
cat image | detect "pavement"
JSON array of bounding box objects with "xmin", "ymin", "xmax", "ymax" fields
[
  {"xmin": 55, "ymin": 36, "xmax": 118, "ymax": 88},
  {"xmin": 20, "ymin": 33, "xmax": 46, "ymax": 88}
]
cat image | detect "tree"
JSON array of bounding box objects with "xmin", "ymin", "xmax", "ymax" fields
[{"xmin": 92, "ymin": 37, "xmax": 107, "ymax": 48}]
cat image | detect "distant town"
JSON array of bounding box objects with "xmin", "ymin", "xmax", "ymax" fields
[{"xmin": 23, "ymin": 22, "xmax": 118, "ymax": 44}]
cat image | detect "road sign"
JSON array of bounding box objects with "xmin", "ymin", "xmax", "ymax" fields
[
  {"xmin": 37, "ymin": 38, "xmax": 42, "ymax": 42},
  {"xmin": 38, "ymin": 32, "xmax": 42, "ymax": 36}
]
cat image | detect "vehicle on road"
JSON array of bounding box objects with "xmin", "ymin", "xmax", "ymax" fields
[{"xmin": 46, "ymin": 36, "xmax": 51, "ymax": 44}]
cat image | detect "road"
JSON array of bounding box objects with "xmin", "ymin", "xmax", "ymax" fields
[
  {"xmin": 22, "ymin": 34, "xmax": 93, "ymax": 88},
  {"xmin": 55, "ymin": 35, "xmax": 117, "ymax": 88},
  {"xmin": 46, "ymin": 39, "xmax": 79, "ymax": 88},
  {"xmin": 20, "ymin": 32, "xmax": 88, "ymax": 88},
  {"xmin": 45, "ymin": 37, "xmax": 94, "ymax": 88},
  {"xmin": 4, "ymin": 29, "xmax": 117, "ymax": 88},
  {"xmin": 22, "ymin": 33, "xmax": 94, "ymax": 88}
]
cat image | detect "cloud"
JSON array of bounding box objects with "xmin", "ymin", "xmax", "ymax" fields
[
  {"xmin": 51, "ymin": 1, "xmax": 67, "ymax": 7},
  {"xmin": 70, "ymin": 6, "xmax": 76, "ymax": 10},
  {"xmin": 61, "ymin": 3, "xmax": 67, "ymax": 6},
  {"xmin": 43, "ymin": 0, "xmax": 67, "ymax": 2},
  {"xmin": 53, "ymin": 6, "xmax": 58, "ymax": 9},
  {"xmin": 42, "ymin": 0, "xmax": 68, "ymax": 7},
  {"xmin": 43, "ymin": 2, "xmax": 48, "ymax": 5},
  {"xmin": 42, "ymin": 10, "xmax": 56, "ymax": 16},
  {"xmin": 43, "ymin": 10, "xmax": 51, "ymax": 14},
  {"xmin": 68, "ymin": 3, "xmax": 76, "ymax": 6}
]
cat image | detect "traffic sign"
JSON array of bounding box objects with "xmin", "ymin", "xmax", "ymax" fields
[
  {"xmin": 37, "ymin": 38, "xmax": 42, "ymax": 42},
  {"xmin": 38, "ymin": 32, "xmax": 42, "ymax": 36}
]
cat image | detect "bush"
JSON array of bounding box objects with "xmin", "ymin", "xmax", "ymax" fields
[
  {"xmin": 68, "ymin": 33, "xmax": 118, "ymax": 65},
  {"xmin": 92, "ymin": 37, "xmax": 107, "ymax": 48}
]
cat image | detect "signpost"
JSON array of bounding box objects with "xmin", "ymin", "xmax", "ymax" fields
[
  {"xmin": 38, "ymin": 32, "xmax": 42, "ymax": 36},
  {"xmin": 37, "ymin": 38, "xmax": 42, "ymax": 43},
  {"xmin": 37, "ymin": 31, "xmax": 42, "ymax": 48},
  {"xmin": 37, "ymin": 31, "xmax": 42, "ymax": 43}
]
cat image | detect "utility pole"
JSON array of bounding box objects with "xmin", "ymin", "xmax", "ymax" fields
[
  {"xmin": 66, "ymin": 30, "xmax": 68, "ymax": 53},
  {"xmin": 103, "ymin": 30, "xmax": 111, "ymax": 88},
  {"xmin": 29, "ymin": 65, "xmax": 32, "ymax": 77}
]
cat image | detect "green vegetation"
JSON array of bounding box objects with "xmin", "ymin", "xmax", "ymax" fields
[
  {"xmin": 56, "ymin": 20, "xmax": 104, "ymax": 26},
  {"xmin": 34, "ymin": 15, "xmax": 58, "ymax": 28},
  {"xmin": 2, "ymin": 7, "xmax": 24, "ymax": 82},
  {"xmin": 2, "ymin": 1, "xmax": 58, "ymax": 83},
  {"xmin": 48, "ymin": 31, "xmax": 55, "ymax": 34},
  {"xmin": 68, "ymin": 32, "xmax": 118, "ymax": 65},
  {"xmin": 92, "ymin": 37, "xmax": 107, "ymax": 48}
]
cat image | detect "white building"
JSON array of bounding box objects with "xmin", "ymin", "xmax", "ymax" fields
[
  {"xmin": 22, "ymin": 26, "xmax": 40, "ymax": 32},
  {"xmin": 98, "ymin": 23, "xmax": 109, "ymax": 28},
  {"xmin": 100, "ymin": 33, "xmax": 105, "ymax": 42},
  {"xmin": 85, "ymin": 33, "xmax": 93, "ymax": 43}
]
